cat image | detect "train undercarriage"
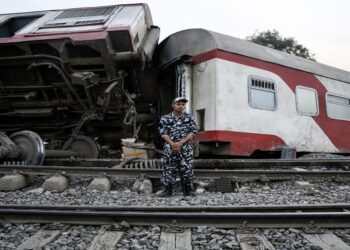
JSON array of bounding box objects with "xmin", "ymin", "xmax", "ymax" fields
[{"xmin": 0, "ymin": 5, "xmax": 162, "ymax": 165}]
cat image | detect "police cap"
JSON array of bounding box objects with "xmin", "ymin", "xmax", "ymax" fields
[{"xmin": 172, "ymin": 97, "xmax": 188, "ymax": 103}]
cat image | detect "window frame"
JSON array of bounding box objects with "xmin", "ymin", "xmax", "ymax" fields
[
  {"xmin": 295, "ymin": 85, "xmax": 319, "ymax": 116},
  {"xmin": 248, "ymin": 76, "xmax": 277, "ymax": 111},
  {"xmin": 326, "ymin": 92, "xmax": 350, "ymax": 121}
]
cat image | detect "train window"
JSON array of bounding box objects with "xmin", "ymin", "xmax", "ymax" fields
[
  {"xmin": 326, "ymin": 93, "xmax": 350, "ymax": 121},
  {"xmin": 296, "ymin": 86, "xmax": 319, "ymax": 116},
  {"xmin": 248, "ymin": 77, "xmax": 276, "ymax": 111}
]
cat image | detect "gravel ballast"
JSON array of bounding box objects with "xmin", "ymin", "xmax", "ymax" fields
[
  {"xmin": 1, "ymin": 223, "xmax": 349, "ymax": 249},
  {"xmin": 0, "ymin": 176, "xmax": 349, "ymax": 207}
]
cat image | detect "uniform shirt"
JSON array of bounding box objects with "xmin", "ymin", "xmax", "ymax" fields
[{"xmin": 158, "ymin": 112, "xmax": 197, "ymax": 143}]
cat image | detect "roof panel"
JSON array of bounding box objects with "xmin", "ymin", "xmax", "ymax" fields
[{"xmin": 157, "ymin": 29, "xmax": 350, "ymax": 84}]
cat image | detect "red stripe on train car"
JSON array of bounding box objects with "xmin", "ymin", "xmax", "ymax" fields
[
  {"xmin": 195, "ymin": 130, "xmax": 285, "ymax": 156},
  {"xmin": 0, "ymin": 31, "xmax": 108, "ymax": 43},
  {"xmin": 0, "ymin": 26, "xmax": 130, "ymax": 44},
  {"xmin": 192, "ymin": 49, "xmax": 350, "ymax": 152}
]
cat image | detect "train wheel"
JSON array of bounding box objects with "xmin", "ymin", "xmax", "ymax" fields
[
  {"xmin": 63, "ymin": 135, "xmax": 100, "ymax": 159},
  {"xmin": 9, "ymin": 130, "xmax": 45, "ymax": 165}
]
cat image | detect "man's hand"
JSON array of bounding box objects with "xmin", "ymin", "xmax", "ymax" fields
[
  {"xmin": 162, "ymin": 135, "xmax": 179, "ymax": 154},
  {"xmin": 171, "ymin": 141, "xmax": 183, "ymax": 154},
  {"xmin": 162, "ymin": 134, "xmax": 193, "ymax": 154}
]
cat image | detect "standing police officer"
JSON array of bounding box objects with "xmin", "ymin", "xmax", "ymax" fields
[{"xmin": 158, "ymin": 97, "xmax": 197, "ymax": 197}]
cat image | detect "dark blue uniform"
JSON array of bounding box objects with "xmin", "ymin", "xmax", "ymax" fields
[{"xmin": 158, "ymin": 112, "xmax": 197, "ymax": 185}]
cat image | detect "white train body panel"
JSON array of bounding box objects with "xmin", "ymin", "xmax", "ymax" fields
[
  {"xmin": 192, "ymin": 60, "xmax": 217, "ymax": 131},
  {"xmin": 192, "ymin": 58, "xmax": 338, "ymax": 153},
  {"xmin": 316, "ymin": 75, "xmax": 350, "ymax": 96}
]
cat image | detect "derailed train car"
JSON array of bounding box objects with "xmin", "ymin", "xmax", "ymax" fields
[
  {"xmin": 0, "ymin": 4, "xmax": 350, "ymax": 164},
  {"xmin": 156, "ymin": 29, "xmax": 350, "ymax": 156},
  {"xmin": 0, "ymin": 4, "xmax": 160, "ymax": 164}
]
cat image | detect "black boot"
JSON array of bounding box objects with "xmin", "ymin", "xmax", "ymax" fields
[
  {"xmin": 181, "ymin": 180, "xmax": 186, "ymax": 196},
  {"xmin": 183, "ymin": 181, "xmax": 196, "ymax": 197},
  {"xmin": 158, "ymin": 185, "xmax": 173, "ymax": 197}
]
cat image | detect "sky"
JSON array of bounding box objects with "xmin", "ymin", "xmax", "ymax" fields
[{"xmin": 1, "ymin": 0, "xmax": 350, "ymax": 72}]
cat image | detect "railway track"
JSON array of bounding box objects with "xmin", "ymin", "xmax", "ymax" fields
[
  {"xmin": 43, "ymin": 157, "xmax": 350, "ymax": 169},
  {"xmin": 3, "ymin": 222, "xmax": 350, "ymax": 250},
  {"xmin": 1, "ymin": 203, "xmax": 350, "ymax": 228},
  {"xmin": 1, "ymin": 159, "xmax": 350, "ymax": 249},
  {"xmin": 0, "ymin": 164, "xmax": 350, "ymax": 181}
]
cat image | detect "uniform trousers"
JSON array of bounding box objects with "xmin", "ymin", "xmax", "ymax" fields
[{"xmin": 161, "ymin": 143, "xmax": 193, "ymax": 185}]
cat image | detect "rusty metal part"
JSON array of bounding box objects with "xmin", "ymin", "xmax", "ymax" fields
[{"xmin": 0, "ymin": 204, "xmax": 349, "ymax": 228}]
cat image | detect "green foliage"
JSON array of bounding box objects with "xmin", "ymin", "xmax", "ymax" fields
[{"xmin": 246, "ymin": 29, "xmax": 316, "ymax": 61}]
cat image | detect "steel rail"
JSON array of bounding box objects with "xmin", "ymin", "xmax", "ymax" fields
[
  {"xmin": 194, "ymin": 158, "xmax": 350, "ymax": 168},
  {"xmin": 1, "ymin": 203, "xmax": 350, "ymax": 212},
  {"xmin": 43, "ymin": 158, "xmax": 350, "ymax": 169},
  {"xmin": 1, "ymin": 165, "xmax": 350, "ymax": 180},
  {"xmin": 0, "ymin": 204, "xmax": 349, "ymax": 228}
]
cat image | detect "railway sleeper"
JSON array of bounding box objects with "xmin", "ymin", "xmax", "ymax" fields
[{"xmin": 9, "ymin": 223, "xmax": 350, "ymax": 249}]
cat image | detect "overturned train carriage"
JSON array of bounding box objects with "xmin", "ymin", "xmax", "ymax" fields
[
  {"xmin": 156, "ymin": 29, "xmax": 350, "ymax": 156},
  {"xmin": 0, "ymin": 4, "xmax": 160, "ymax": 164}
]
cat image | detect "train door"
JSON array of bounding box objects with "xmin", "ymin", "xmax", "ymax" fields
[{"xmin": 158, "ymin": 62, "xmax": 193, "ymax": 115}]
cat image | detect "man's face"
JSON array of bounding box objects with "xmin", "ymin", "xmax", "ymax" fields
[{"xmin": 172, "ymin": 101, "xmax": 186, "ymax": 113}]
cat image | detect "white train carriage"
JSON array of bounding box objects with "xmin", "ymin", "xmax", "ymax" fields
[{"xmin": 157, "ymin": 29, "xmax": 350, "ymax": 156}]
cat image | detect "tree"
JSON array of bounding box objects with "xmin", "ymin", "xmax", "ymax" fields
[{"xmin": 246, "ymin": 29, "xmax": 316, "ymax": 61}]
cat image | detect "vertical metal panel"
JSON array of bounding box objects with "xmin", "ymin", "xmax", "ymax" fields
[{"xmin": 176, "ymin": 63, "xmax": 193, "ymax": 113}]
